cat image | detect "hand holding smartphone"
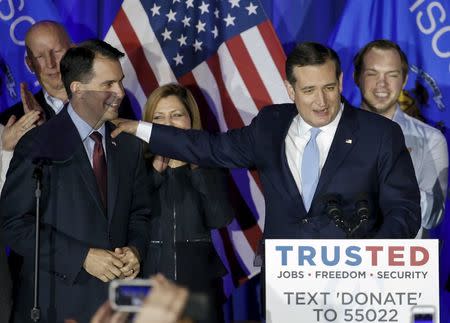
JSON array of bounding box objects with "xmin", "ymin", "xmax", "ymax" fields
[
  {"xmin": 109, "ymin": 279, "xmax": 152, "ymax": 312},
  {"xmin": 109, "ymin": 277, "xmax": 209, "ymax": 321}
]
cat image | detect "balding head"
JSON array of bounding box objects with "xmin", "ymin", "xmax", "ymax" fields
[
  {"xmin": 25, "ymin": 20, "xmax": 72, "ymax": 99},
  {"xmin": 25, "ymin": 21, "xmax": 71, "ymax": 54}
]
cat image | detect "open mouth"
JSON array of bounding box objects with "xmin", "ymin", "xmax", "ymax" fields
[
  {"xmin": 313, "ymin": 107, "xmax": 329, "ymax": 116},
  {"xmin": 373, "ymin": 91, "xmax": 389, "ymax": 99},
  {"xmin": 105, "ymin": 102, "xmax": 120, "ymax": 110}
]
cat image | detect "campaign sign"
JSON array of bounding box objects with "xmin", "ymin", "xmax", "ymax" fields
[{"xmin": 265, "ymin": 239, "xmax": 439, "ymax": 323}]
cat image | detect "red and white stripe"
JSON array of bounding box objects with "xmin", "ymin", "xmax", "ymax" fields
[{"xmin": 105, "ymin": 0, "xmax": 290, "ymax": 283}]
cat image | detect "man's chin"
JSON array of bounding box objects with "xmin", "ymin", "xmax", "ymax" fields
[
  {"xmin": 42, "ymin": 80, "xmax": 64, "ymax": 93},
  {"xmin": 369, "ymin": 104, "xmax": 394, "ymax": 116}
]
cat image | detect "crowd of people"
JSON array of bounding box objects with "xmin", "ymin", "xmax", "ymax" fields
[{"xmin": 0, "ymin": 19, "xmax": 447, "ymax": 323}]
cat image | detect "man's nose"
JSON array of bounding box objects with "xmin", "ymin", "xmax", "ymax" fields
[
  {"xmin": 376, "ymin": 73, "xmax": 388, "ymax": 85},
  {"xmin": 113, "ymin": 82, "xmax": 125, "ymax": 98},
  {"xmin": 45, "ymin": 53, "xmax": 57, "ymax": 68},
  {"xmin": 316, "ymin": 91, "xmax": 326, "ymax": 106}
]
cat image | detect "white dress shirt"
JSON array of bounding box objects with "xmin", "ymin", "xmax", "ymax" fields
[
  {"xmin": 285, "ymin": 105, "xmax": 343, "ymax": 196},
  {"xmin": 44, "ymin": 90, "xmax": 65, "ymax": 115},
  {"xmin": 392, "ymin": 106, "xmax": 448, "ymax": 237}
]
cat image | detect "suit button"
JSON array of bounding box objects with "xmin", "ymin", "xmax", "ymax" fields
[{"xmin": 301, "ymin": 218, "xmax": 309, "ymax": 224}]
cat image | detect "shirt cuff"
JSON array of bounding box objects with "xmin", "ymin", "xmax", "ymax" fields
[{"xmin": 136, "ymin": 121, "xmax": 153, "ymax": 143}]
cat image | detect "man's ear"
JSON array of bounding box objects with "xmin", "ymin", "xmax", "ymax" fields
[
  {"xmin": 284, "ymin": 80, "xmax": 295, "ymax": 102},
  {"xmin": 70, "ymin": 81, "xmax": 82, "ymax": 97}
]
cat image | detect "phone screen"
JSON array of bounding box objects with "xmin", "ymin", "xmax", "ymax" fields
[
  {"xmin": 414, "ymin": 314, "xmax": 434, "ymax": 323},
  {"xmin": 115, "ymin": 285, "xmax": 152, "ymax": 307}
]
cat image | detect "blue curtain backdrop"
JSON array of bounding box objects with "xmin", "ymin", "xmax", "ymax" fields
[{"xmin": 1, "ymin": 0, "xmax": 448, "ymax": 321}]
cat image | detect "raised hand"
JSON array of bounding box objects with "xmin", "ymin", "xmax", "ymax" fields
[
  {"xmin": 1, "ymin": 111, "xmax": 41, "ymax": 151},
  {"xmin": 134, "ymin": 274, "xmax": 190, "ymax": 323},
  {"xmin": 21, "ymin": 82, "xmax": 46, "ymax": 125},
  {"xmin": 110, "ymin": 118, "xmax": 139, "ymax": 138},
  {"xmin": 89, "ymin": 301, "xmax": 129, "ymax": 323}
]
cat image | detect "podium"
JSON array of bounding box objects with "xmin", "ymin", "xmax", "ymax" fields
[{"xmin": 265, "ymin": 239, "xmax": 440, "ymax": 323}]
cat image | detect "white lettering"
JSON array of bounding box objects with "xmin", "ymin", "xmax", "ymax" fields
[
  {"xmin": 410, "ymin": 0, "xmax": 426, "ymax": 13},
  {"xmin": 432, "ymin": 25, "xmax": 450, "ymax": 58},
  {"xmin": 417, "ymin": 2, "xmax": 446, "ymax": 35},
  {"xmin": 0, "ymin": 0, "xmax": 24, "ymax": 21},
  {"xmin": 10, "ymin": 15, "xmax": 34, "ymax": 46}
]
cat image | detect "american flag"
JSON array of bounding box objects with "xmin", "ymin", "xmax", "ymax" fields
[{"xmin": 105, "ymin": 0, "xmax": 289, "ymax": 295}]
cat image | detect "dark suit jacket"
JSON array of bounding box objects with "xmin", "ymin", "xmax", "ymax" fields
[
  {"xmin": 0, "ymin": 107, "xmax": 151, "ymax": 322},
  {"xmin": 149, "ymin": 102, "xmax": 421, "ymax": 239},
  {"xmin": 0, "ymin": 240, "xmax": 12, "ymax": 323},
  {"xmin": 0, "ymin": 89, "xmax": 137, "ymax": 125}
]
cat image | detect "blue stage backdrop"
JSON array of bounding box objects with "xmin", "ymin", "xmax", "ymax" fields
[{"xmin": 1, "ymin": 0, "xmax": 449, "ymax": 321}]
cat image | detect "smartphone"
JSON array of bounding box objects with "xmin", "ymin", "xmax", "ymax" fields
[
  {"xmin": 109, "ymin": 279, "xmax": 152, "ymax": 312},
  {"xmin": 411, "ymin": 305, "xmax": 435, "ymax": 323}
]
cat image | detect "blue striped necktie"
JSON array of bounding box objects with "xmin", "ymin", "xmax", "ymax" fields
[{"xmin": 301, "ymin": 128, "xmax": 321, "ymax": 211}]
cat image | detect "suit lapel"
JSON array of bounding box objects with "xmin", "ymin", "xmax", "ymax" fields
[
  {"xmin": 279, "ymin": 106, "xmax": 306, "ymax": 202},
  {"xmin": 313, "ymin": 104, "xmax": 359, "ymax": 202},
  {"xmin": 55, "ymin": 109, "xmax": 106, "ymax": 217},
  {"xmin": 105, "ymin": 123, "xmax": 119, "ymax": 223}
]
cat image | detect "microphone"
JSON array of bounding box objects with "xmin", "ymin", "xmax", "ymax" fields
[
  {"xmin": 323, "ymin": 194, "xmax": 347, "ymax": 232},
  {"xmin": 355, "ymin": 195, "xmax": 369, "ymax": 221},
  {"xmin": 350, "ymin": 194, "xmax": 370, "ymax": 236}
]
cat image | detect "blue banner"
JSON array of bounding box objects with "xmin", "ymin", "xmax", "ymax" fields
[{"xmin": 328, "ymin": 0, "xmax": 450, "ymax": 130}]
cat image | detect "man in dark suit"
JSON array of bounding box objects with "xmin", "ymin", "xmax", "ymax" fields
[
  {"xmin": 0, "ymin": 40, "xmax": 150, "ymax": 322},
  {"xmin": 112, "ymin": 42, "xmax": 420, "ymax": 239},
  {"xmin": 0, "ymin": 20, "xmax": 136, "ymax": 188}
]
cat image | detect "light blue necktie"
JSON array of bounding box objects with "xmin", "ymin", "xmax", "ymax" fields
[{"xmin": 301, "ymin": 128, "xmax": 321, "ymax": 211}]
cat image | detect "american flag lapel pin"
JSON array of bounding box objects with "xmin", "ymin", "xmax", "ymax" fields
[
  {"xmin": 111, "ymin": 141, "xmax": 117, "ymax": 147},
  {"xmin": 345, "ymin": 139, "xmax": 352, "ymax": 144}
]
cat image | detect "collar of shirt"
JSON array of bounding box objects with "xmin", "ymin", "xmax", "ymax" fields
[
  {"xmin": 43, "ymin": 90, "xmax": 66, "ymax": 115},
  {"xmin": 392, "ymin": 104, "xmax": 406, "ymax": 125},
  {"xmin": 285, "ymin": 103, "xmax": 344, "ymax": 196},
  {"xmin": 295, "ymin": 102, "xmax": 344, "ymax": 139},
  {"xmin": 67, "ymin": 103, "xmax": 107, "ymax": 165}
]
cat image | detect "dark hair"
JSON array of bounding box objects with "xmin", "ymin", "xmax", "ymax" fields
[
  {"xmin": 285, "ymin": 42, "xmax": 342, "ymax": 84},
  {"xmin": 60, "ymin": 39, "xmax": 124, "ymax": 99},
  {"xmin": 353, "ymin": 39, "xmax": 409, "ymax": 85}
]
